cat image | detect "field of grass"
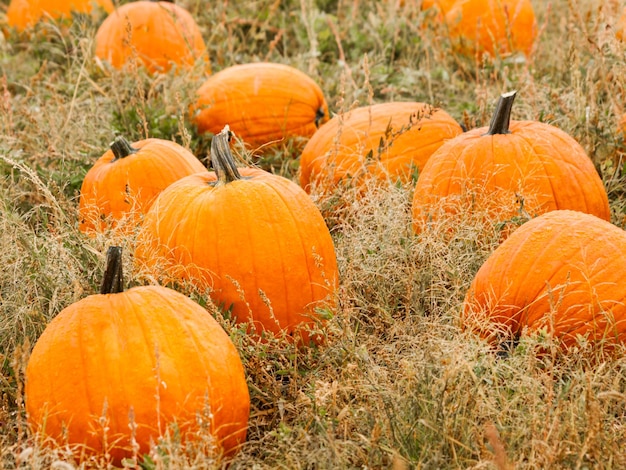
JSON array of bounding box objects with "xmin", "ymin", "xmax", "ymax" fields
[{"xmin": 0, "ymin": 0, "xmax": 626, "ymax": 468}]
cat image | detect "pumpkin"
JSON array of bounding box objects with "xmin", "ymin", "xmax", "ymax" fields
[
  {"xmin": 191, "ymin": 62, "xmax": 329, "ymax": 151},
  {"xmin": 444, "ymin": 0, "xmax": 537, "ymax": 58},
  {"xmin": 411, "ymin": 91, "xmax": 611, "ymax": 235},
  {"xmin": 462, "ymin": 210, "xmax": 626, "ymax": 351},
  {"xmin": 298, "ymin": 101, "xmax": 463, "ymax": 194},
  {"xmin": 421, "ymin": 0, "xmax": 456, "ymax": 15},
  {"xmin": 6, "ymin": 0, "xmax": 114, "ymax": 32},
  {"xmin": 135, "ymin": 127, "xmax": 338, "ymax": 344},
  {"xmin": 25, "ymin": 246, "xmax": 250, "ymax": 465},
  {"xmin": 616, "ymin": 8, "xmax": 626, "ymax": 41},
  {"xmin": 94, "ymin": 1, "xmax": 208, "ymax": 74},
  {"xmin": 78, "ymin": 136, "xmax": 207, "ymax": 234}
]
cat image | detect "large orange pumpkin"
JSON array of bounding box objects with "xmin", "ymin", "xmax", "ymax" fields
[
  {"xmin": 6, "ymin": 0, "xmax": 113, "ymax": 32},
  {"xmin": 26, "ymin": 246, "xmax": 250, "ymax": 465},
  {"xmin": 462, "ymin": 210, "xmax": 626, "ymax": 351},
  {"xmin": 444, "ymin": 0, "xmax": 537, "ymax": 58},
  {"xmin": 94, "ymin": 1, "xmax": 208, "ymax": 74},
  {"xmin": 191, "ymin": 62, "xmax": 329, "ymax": 151},
  {"xmin": 412, "ymin": 91, "xmax": 611, "ymax": 235},
  {"xmin": 298, "ymin": 101, "xmax": 463, "ymax": 193},
  {"xmin": 78, "ymin": 136, "xmax": 207, "ymax": 233},
  {"xmin": 135, "ymin": 127, "xmax": 338, "ymax": 344}
]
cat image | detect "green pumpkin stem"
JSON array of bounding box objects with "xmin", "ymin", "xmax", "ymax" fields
[
  {"xmin": 211, "ymin": 125, "xmax": 242, "ymax": 184},
  {"xmin": 110, "ymin": 136, "xmax": 138, "ymax": 161},
  {"xmin": 486, "ymin": 90, "xmax": 517, "ymax": 135},
  {"xmin": 100, "ymin": 246, "xmax": 124, "ymax": 294}
]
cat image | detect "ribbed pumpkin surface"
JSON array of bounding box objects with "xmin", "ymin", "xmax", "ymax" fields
[
  {"xmin": 299, "ymin": 101, "xmax": 463, "ymax": 193},
  {"xmin": 192, "ymin": 62, "xmax": 329, "ymax": 149},
  {"xmin": 78, "ymin": 138, "xmax": 207, "ymax": 233},
  {"xmin": 135, "ymin": 167, "xmax": 338, "ymax": 343},
  {"xmin": 463, "ymin": 210, "xmax": 626, "ymax": 350},
  {"xmin": 26, "ymin": 285, "xmax": 250, "ymax": 464},
  {"xmin": 94, "ymin": 1, "xmax": 207, "ymax": 73}
]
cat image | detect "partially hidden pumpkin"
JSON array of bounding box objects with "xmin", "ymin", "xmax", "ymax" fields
[
  {"xmin": 135, "ymin": 127, "xmax": 338, "ymax": 344},
  {"xmin": 411, "ymin": 91, "xmax": 611, "ymax": 236},
  {"xmin": 94, "ymin": 1, "xmax": 208, "ymax": 74},
  {"xmin": 299, "ymin": 101, "xmax": 463, "ymax": 194},
  {"xmin": 6, "ymin": 0, "xmax": 113, "ymax": 32},
  {"xmin": 26, "ymin": 246, "xmax": 250, "ymax": 465},
  {"xmin": 78, "ymin": 136, "xmax": 207, "ymax": 234},
  {"xmin": 462, "ymin": 210, "xmax": 626, "ymax": 352},
  {"xmin": 191, "ymin": 62, "xmax": 329, "ymax": 151},
  {"xmin": 444, "ymin": 0, "xmax": 537, "ymax": 58}
]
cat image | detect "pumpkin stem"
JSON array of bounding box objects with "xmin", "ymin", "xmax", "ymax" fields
[
  {"xmin": 485, "ymin": 90, "xmax": 517, "ymax": 135},
  {"xmin": 211, "ymin": 125, "xmax": 242, "ymax": 184},
  {"xmin": 110, "ymin": 136, "xmax": 138, "ymax": 161},
  {"xmin": 315, "ymin": 107, "xmax": 326, "ymax": 128},
  {"xmin": 100, "ymin": 246, "xmax": 124, "ymax": 294}
]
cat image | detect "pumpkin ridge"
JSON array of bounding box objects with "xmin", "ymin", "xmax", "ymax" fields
[{"xmin": 264, "ymin": 179, "xmax": 316, "ymax": 329}]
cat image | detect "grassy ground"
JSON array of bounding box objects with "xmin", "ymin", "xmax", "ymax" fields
[{"xmin": 0, "ymin": 0, "xmax": 626, "ymax": 468}]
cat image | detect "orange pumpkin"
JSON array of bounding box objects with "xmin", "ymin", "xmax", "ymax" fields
[
  {"xmin": 26, "ymin": 246, "xmax": 250, "ymax": 465},
  {"xmin": 191, "ymin": 62, "xmax": 329, "ymax": 151},
  {"xmin": 298, "ymin": 101, "xmax": 463, "ymax": 194},
  {"xmin": 6, "ymin": 0, "xmax": 113, "ymax": 32},
  {"xmin": 135, "ymin": 127, "xmax": 338, "ymax": 344},
  {"xmin": 421, "ymin": 0, "xmax": 456, "ymax": 15},
  {"xmin": 94, "ymin": 1, "xmax": 208, "ymax": 74},
  {"xmin": 78, "ymin": 136, "xmax": 207, "ymax": 233},
  {"xmin": 412, "ymin": 91, "xmax": 611, "ymax": 235},
  {"xmin": 463, "ymin": 210, "xmax": 626, "ymax": 351},
  {"xmin": 444, "ymin": 0, "xmax": 537, "ymax": 58}
]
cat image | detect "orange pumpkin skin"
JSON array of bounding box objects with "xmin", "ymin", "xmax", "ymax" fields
[
  {"xmin": 462, "ymin": 210, "xmax": 626, "ymax": 351},
  {"xmin": 445, "ymin": 0, "xmax": 537, "ymax": 58},
  {"xmin": 191, "ymin": 63, "xmax": 329, "ymax": 150},
  {"xmin": 94, "ymin": 1, "xmax": 208, "ymax": 74},
  {"xmin": 298, "ymin": 102, "xmax": 463, "ymax": 193},
  {"xmin": 78, "ymin": 137, "xmax": 207, "ymax": 234},
  {"xmin": 6, "ymin": 0, "xmax": 113, "ymax": 32},
  {"xmin": 25, "ymin": 285, "xmax": 250, "ymax": 464},
  {"xmin": 135, "ymin": 133, "xmax": 338, "ymax": 343},
  {"xmin": 421, "ymin": 0, "xmax": 456, "ymax": 15},
  {"xmin": 412, "ymin": 93, "xmax": 611, "ymax": 233}
]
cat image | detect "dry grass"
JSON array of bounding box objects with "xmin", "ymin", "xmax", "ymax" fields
[{"xmin": 0, "ymin": 0, "xmax": 626, "ymax": 468}]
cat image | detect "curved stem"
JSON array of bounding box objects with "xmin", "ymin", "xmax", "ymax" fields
[
  {"xmin": 485, "ymin": 90, "xmax": 517, "ymax": 135},
  {"xmin": 110, "ymin": 136, "xmax": 138, "ymax": 161},
  {"xmin": 100, "ymin": 246, "xmax": 124, "ymax": 294},
  {"xmin": 210, "ymin": 125, "xmax": 242, "ymax": 184}
]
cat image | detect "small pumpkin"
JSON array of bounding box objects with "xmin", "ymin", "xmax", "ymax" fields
[
  {"xmin": 444, "ymin": 0, "xmax": 537, "ymax": 58},
  {"xmin": 135, "ymin": 127, "xmax": 338, "ymax": 344},
  {"xmin": 6, "ymin": 0, "xmax": 114, "ymax": 32},
  {"xmin": 463, "ymin": 210, "xmax": 626, "ymax": 351},
  {"xmin": 299, "ymin": 101, "xmax": 463, "ymax": 194},
  {"xmin": 94, "ymin": 1, "xmax": 208, "ymax": 74},
  {"xmin": 26, "ymin": 246, "xmax": 250, "ymax": 465},
  {"xmin": 78, "ymin": 136, "xmax": 207, "ymax": 233},
  {"xmin": 191, "ymin": 62, "xmax": 329, "ymax": 151},
  {"xmin": 412, "ymin": 91, "xmax": 611, "ymax": 235}
]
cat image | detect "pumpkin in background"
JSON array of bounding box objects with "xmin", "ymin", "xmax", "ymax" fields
[
  {"xmin": 78, "ymin": 136, "xmax": 207, "ymax": 233},
  {"xmin": 444, "ymin": 0, "xmax": 537, "ymax": 58},
  {"xmin": 616, "ymin": 8, "xmax": 626, "ymax": 41},
  {"xmin": 6, "ymin": 0, "xmax": 113, "ymax": 32},
  {"xmin": 412, "ymin": 91, "xmax": 611, "ymax": 235},
  {"xmin": 135, "ymin": 127, "xmax": 338, "ymax": 344},
  {"xmin": 26, "ymin": 246, "xmax": 250, "ymax": 465},
  {"xmin": 299, "ymin": 101, "xmax": 463, "ymax": 194},
  {"xmin": 421, "ymin": 0, "xmax": 456, "ymax": 15},
  {"xmin": 191, "ymin": 62, "xmax": 329, "ymax": 151},
  {"xmin": 463, "ymin": 210, "xmax": 626, "ymax": 352},
  {"xmin": 94, "ymin": 1, "xmax": 208, "ymax": 74}
]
